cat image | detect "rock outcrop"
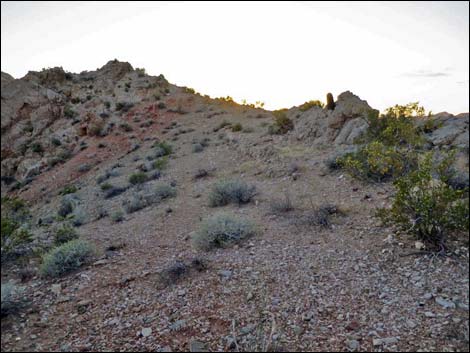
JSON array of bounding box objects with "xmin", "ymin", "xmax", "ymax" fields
[{"xmin": 294, "ymin": 91, "xmax": 375, "ymax": 146}]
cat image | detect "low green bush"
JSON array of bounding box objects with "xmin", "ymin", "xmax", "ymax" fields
[
  {"xmin": 377, "ymin": 152, "xmax": 469, "ymax": 252},
  {"xmin": 40, "ymin": 239, "xmax": 95, "ymax": 277},
  {"xmin": 209, "ymin": 179, "xmax": 256, "ymax": 207},
  {"xmin": 192, "ymin": 213, "xmax": 257, "ymax": 251},
  {"xmin": 129, "ymin": 172, "xmax": 148, "ymax": 185},
  {"xmin": 54, "ymin": 224, "xmax": 79, "ymax": 245},
  {"xmin": 299, "ymin": 100, "xmax": 324, "ymax": 111},
  {"xmin": 337, "ymin": 141, "xmax": 418, "ymax": 183}
]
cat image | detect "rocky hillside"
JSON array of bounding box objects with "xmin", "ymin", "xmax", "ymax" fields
[{"xmin": 1, "ymin": 61, "xmax": 469, "ymax": 352}]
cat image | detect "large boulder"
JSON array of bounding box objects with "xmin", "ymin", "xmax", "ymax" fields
[
  {"xmin": 425, "ymin": 112, "xmax": 469, "ymax": 148},
  {"xmin": 294, "ymin": 91, "xmax": 375, "ymax": 145}
]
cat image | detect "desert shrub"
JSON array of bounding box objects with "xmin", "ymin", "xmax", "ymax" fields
[
  {"xmin": 152, "ymin": 157, "xmax": 168, "ymax": 170},
  {"xmin": 270, "ymin": 110, "xmax": 293, "ymax": 134},
  {"xmin": 119, "ymin": 123, "xmax": 133, "ymax": 132},
  {"xmin": 324, "ymin": 155, "xmax": 342, "ymax": 171},
  {"xmin": 1, "ymin": 218, "xmax": 32, "ymax": 259},
  {"xmin": 209, "ymin": 179, "xmax": 257, "ymax": 207},
  {"xmin": 31, "ymin": 143, "xmax": 43, "ymax": 153},
  {"xmin": 54, "ymin": 224, "xmax": 79, "ymax": 245},
  {"xmin": 154, "ymin": 184, "xmax": 177, "ymax": 200},
  {"xmin": 88, "ymin": 120, "xmax": 104, "ymax": 136},
  {"xmin": 51, "ymin": 137, "xmax": 62, "ymax": 146},
  {"xmin": 123, "ymin": 194, "xmax": 147, "ymax": 213},
  {"xmin": 377, "ymin": 152, "xmax": 469, "ymax": 252},
  {"xmin": 192, "ymin": 213, "xmax": 257, "ymax": 251},
  {"xmin": 57, "ymin": 194, "xmax": 78, "ymax": 217},
  {"xmin": 111, "ymin": 210, "xmax": 124, "ymax": 223},
  {"xmin": 185, "ymin": 87, "xmax": 196, "ymax": 94},
  {"xmin": 270, "ymin": 192, "xmax": 294, "ymax": 214},
  {"xmin": 299, "ymin": 100, "xmax": 324, "ymax": 111},
  {"xmin": 59, "ymin": 185, "xmax": 78, "ymax": 195},
  {"xmin": 103, "ymin": 186, "xmax": 127, "ymax": 200},
  {"xmin": 116, "ymin": 102, "xmax": 134, "ymax": 112},
  {"xmin": 360, "ymin": 103, "xmax": 426, "ymax": 147},
  {"xmin": 71, "ymin": 206, "xmax": 87, "ymax": 227},
  {"xmin": 194, "ymin": 169, "xmax": 209, "ymax": 179},
  {"xmin": 64, "ymin": 105, "xmax": 77, "ymax": 118},
  {"xmin": 153, "ymin": 141, "xmax": 173, "ymax": 157},
  {"xmin": 40, "ymin": 239, "xmax": 95, "ymax": 277},
  {"xmin": 104, "ymin": 101, "xmax": 111, "ymax": 109},
  {"xmin": 129, "ymin": 172, "xmax": 148, "ymax": 185},
  {"xmin": 1, "ymin": 283, "xmax": 22, "ymax": 316},
  {"xmin": 192, "ymin": 143, "xmax": 204, "ymax": 153},
  {"xmin": 100, "ymin": 182, "xmax": 113, "ymax": 191},
  {"xmin": 157, "ymin": 102, "xmax": 166, "ymax": 109},
  {"xmin": 213, "ymin": 120, "xmax": 231, "ymax": 132},
  {"xmin": 157, "ymin": 261, "xmax": 188, "ymax": 287},
  {"xmin": 1, "ymin": 197, "xmax": 32, "ymax": 259},
  {"xmin": 337, "ymin": 141, "xmax": 418, "ymax": 183},
  {"xmin": 231, "ymin": 123, "xmax": 243, "ymax": 132},
  {"xmin": 123, "ymin": 184, "xmax": 176, "ymax": 213},
  {"xmin": 325, "ymin": 93, "xmax": 335, "ymax": 110}
]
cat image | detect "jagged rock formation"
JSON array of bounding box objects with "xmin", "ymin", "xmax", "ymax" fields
[
  {"xmin": 1, "ymin": 61, "xmax": 468, "ymax": 191},
  {"xmin": 293, "ymin": 91, "xmax": 375, "ymax": 145}
]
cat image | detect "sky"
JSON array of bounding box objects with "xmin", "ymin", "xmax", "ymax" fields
[{"xmin": 1, "ymin": 1, "xmax": 469, "ymax": 113}]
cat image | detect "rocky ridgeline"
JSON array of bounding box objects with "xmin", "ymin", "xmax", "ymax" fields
[{"xmin": 1, "ymin": 60, "xmax": 469, "ymax": 192}]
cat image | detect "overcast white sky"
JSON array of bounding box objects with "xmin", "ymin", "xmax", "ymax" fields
[{"xmin": 1, "ymin": 1, "xmax": 469, "ymax": 113}]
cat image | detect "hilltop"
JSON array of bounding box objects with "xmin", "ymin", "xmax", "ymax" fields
[{"xmin": 1, "ymin": 60, "xmax": 469, "ymax": 352}]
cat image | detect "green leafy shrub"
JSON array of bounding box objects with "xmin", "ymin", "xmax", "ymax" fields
[
  {"xmin": 54, "ymin": 224, "xmax": 79, "ymax": 245},
  {"xmin": 1, "ymin": 197, "xmax": 32, "ymax": 260},
  {"xmin": 192, "ymin": 213, "xmax": 258, "ymax": 251},
  {"xmin": 129, "ymin": 172, "xmax": 148, "ymax": 185},
  {"xmin": 270, "ymin": 110, "xmax": 293, "ymax": 134},
  {"xmin": 377, "ymin": 152, "xmax": 469, "ymax": 252},
  {"xmin": 100, "ymin": 182, "xmax": 113, "ymax": 191},
  {"xmin": 152, "ymin": 157, "xmax": 168, "ymax": 170},
  {"xmin": 153, "ymin": 141, "xmax": 173, "ymax": 157},
  {"xmin": 360, "ymin": 103, "xmax": 426, "ymax": 147},
  {"xmin": 59, "ymin": 185, "xmax": 78, "ymax": 195},
  {"xmin": 64, "ymin": 105, "xmax": 77, "ymax": 119},
  {"xmin": 231, "ymin": 123, "xmax": 242, "ymax": 132},
  {"xmin": 299, "ymin": 100, "xmax": 324, "ymax": 111},
  {"xmin": 111, "ymin": 210, "xmax": 124, "ymax": 223},
  {"xmin": 337, "ymin": 141, "xmax": 418, "ymax": 182},
  {"xmin": 40, "ymin": 239, "xmax": 95, "ymax": 277},
  {"xmin": 1, "ymin": 218, "xmax": 32, "ymax": 259},
  {"xmin": 209, "ymin": 179, "xmax": 256, "ymax": 207}
]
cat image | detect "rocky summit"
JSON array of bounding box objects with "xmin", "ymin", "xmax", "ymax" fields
[{"xmin": 1, "ymin": 61, "xmax": 469, "ymax": 352}]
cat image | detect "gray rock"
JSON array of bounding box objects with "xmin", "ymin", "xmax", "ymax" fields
[
  {"xmin": 435, "ymin": 297, "xmax": 456, "ymax": 309},
  {"xmin": 189, "ymin": 340, "xmax": 207, "ymax": 352},
  {"xmin": 141, "ymin": 327, "xmax": 152, "ymax": 337},
  {"xmin": 347, "ymin": 339, "xmax": 360, "ymax": 351},
  {"xmin": 218, "ymin": 270, "xmax": 233, "ymax": 279}
]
